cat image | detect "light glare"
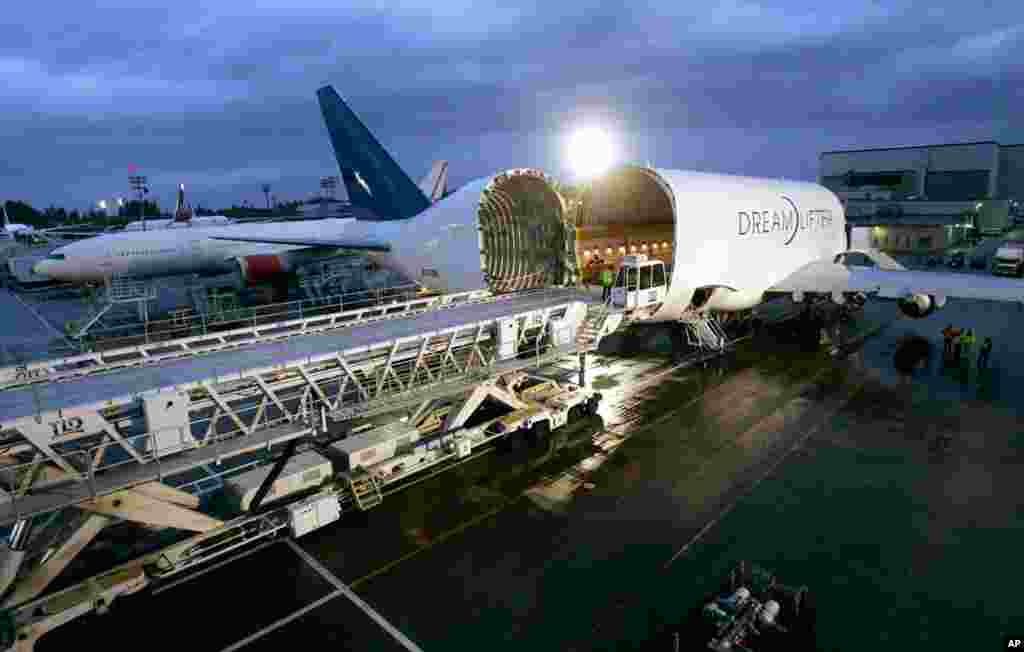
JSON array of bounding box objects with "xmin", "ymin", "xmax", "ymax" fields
[{"xmin": 567, "ymin": 126, "xmax": 616, "ymax": 180}]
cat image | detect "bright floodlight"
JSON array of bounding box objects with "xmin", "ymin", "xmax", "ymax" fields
[{"xmin": 567, "ymin": 126, "xmax": 616, "ymax": 179}]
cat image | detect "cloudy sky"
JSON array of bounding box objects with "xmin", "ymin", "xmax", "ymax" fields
[{"xmin": 2, "ymin": 0, "xmax": 1022, "ymax": 211}]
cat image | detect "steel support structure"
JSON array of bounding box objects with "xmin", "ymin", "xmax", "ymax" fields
[
  {"xmin": 0, "ymin": 288, "xmax": 500, "ymax": 391},
  {"xmin": 0, "ymin": 297, "xmax": 584, "ymax": 526}
]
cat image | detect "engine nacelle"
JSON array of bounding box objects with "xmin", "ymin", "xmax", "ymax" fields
[
  {"xmin": 897, "ymin": 293, "xmax": 946, "ymax": 319},
  {"xmin": 234, "ymin": 248, "xmax": 344, "ymax": 285},
  {"xmin": 235, "ymin": 253, "xmax": 297, "ymax": 284}
]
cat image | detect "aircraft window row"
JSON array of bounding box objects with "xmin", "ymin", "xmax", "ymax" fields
[
  {"xmin": 640, "ymin": 267, "xmax": 656, "ymax": 290},
  {"xmin": 615, "ymin": 264, "xmax": 667, "ymax": 291},
  {"xmin": 112, "ymin": 248, "xmax": 175, "ymax": 257}
]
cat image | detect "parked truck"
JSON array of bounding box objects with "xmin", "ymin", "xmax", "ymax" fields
[{"xmin": 991, "ymin": 243, "xmax": 1024, "ymax": 277}]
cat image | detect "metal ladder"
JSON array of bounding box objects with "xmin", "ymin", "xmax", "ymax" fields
[
  {"xmin": 348, "ymin": 471, "xmax": 383, "ymax": 510},
  {"xmin": 74, "ymin": 275, "xmax": 158, "ymax": 339},
  {"xmin": 576, "ymin": 303, "xmax": 610, "ymax": 350},
  {"xmin": 681, "ymin": 312, "xmax": 727, "ymax": 352}
]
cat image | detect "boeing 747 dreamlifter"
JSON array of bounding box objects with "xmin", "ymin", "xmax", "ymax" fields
[{"xmin": 34, "ymin": 84, "xmax": 1024, "ymax": 332}]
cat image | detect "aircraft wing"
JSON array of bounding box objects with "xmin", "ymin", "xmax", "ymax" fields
[
  {"xmin": 208, "ymin": 235, "xmax": 391, "ymax": 252},
  {"xmin": 772, "ymin": 259, "xmax": 1024, "ymax": 303},
  {"xmin": 36, "ymin": 229, "xmax": 105, "ymax": 238}
]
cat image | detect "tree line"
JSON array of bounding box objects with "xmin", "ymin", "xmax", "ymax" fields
[{"xmin": 3, "ymin": 199, "xmax": 307, "ymax": 228}]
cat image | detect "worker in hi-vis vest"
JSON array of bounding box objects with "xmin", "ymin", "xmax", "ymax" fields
[{"xmin": 601, "ymin": 266, "xmax": 614, "ymax": 302}]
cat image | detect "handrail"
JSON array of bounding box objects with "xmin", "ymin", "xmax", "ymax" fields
[{"xmin": 0, "ymin": 286, "xmax": 500, "ymax": 390}]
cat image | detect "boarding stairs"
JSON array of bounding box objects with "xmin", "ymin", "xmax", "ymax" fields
[
  {"xmin": 74, "ymin": 275, "xmax": 157, "ymax": 339},
  {"xmin": 187, "ymin": 281, "xmax": 210, "ymax": 318},
  {"xmin": 576, "ymin": 303, "xmax": 612, "ymax": 350},
  {"xmin": 348, "ymin": 471, "xmax": 383, "ymax": 510},
  {"xmin": 681, "ymin": 311, "xmax": 727, "ymax": 352}
]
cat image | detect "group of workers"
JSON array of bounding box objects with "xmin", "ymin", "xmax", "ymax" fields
[{"xmin": 941, "ymin": 324, "xmax": 994, "ymax": 371}]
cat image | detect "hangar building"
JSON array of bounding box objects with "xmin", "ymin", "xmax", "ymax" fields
[{"xmin": 820, "ymin": 141, "xmax": 1023, "ymax": 254}]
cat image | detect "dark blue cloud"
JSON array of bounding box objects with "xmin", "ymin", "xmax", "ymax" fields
[{"xmin": 2, "ymin": 1, "xmax": 1023, "ymax": 209}]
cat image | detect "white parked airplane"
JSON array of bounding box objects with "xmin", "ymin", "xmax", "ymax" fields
[
  {"xmin": 2, "ymin": 204, "xmax": 34, "ymax": 239},
  {"xmin": 122, "ymin": 215, "xmax": 235, "ymax": 231},
  {"xmin": 34, "ymin": 84, "xmax": 1024, "ymax": 330},
  {"xmin": 32, "ymin": 85, "xmax": 455, "ymax": 286}
]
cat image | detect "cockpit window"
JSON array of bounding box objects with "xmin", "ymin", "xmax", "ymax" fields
[{"xmin": 47, "ymin": 254, "xmax": 66, "ymax": 261}]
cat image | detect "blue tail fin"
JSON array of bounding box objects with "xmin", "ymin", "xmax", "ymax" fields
[{"xmin": 317, "ymin": 85, "xmax": 431, "ymax": 221}]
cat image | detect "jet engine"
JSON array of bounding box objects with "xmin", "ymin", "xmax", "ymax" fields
[
  {"xmin": 234, "ymin": 250, "xmax": 334, "ymax": 284},
  {"xmin": 235, "ymin": 254, "xmax": 294, "ymax": 284},
  {"xmin": 897, "ymin": 293, "xmax": 946, "ymax": 319}
]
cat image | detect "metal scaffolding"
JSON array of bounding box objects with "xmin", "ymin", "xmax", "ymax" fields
[{"xmin": 0, "ymin": 292, "xmax": 590, "ymax": 526}]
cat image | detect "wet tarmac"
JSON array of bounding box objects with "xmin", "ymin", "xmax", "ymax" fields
[{"xmin": 28, "ymin": 297, "xmax": 1024, "ymax": 651}]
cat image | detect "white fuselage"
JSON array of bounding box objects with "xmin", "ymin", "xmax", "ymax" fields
[
  {"xmin": 122, "ymin": 216, "xmax": 234, "ymax": 231},
  {"xmin": 646, "ymin": 168, "xmax": 846, "ymax": 321},
  {"xmin": 32, "ymin": 168, "xmax": 852, "ymax": 326},
  {"xmin": 33, "ymin": 220, "xmax": 342, "ymax": 282},
  {"xmin": 31, "ymin": 175, "xmax": 507, "ymax": 290}
]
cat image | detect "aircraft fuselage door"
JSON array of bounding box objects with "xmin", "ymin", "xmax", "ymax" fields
[
  {"xmin": 611, "ymin": 266, "xmax": 638, "ymax": 309},
  {"xmin": 644, "ymin": 262, "xmax": 667, "ymax": 306}
]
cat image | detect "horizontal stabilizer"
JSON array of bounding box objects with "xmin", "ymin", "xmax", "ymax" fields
[
  {"xmin": 209, "ymin": 235, "xmax": 391, "ymax": 252},
  {"xmin": 419, "ymin": 160, "xmax": 449, "ymax": 202}
]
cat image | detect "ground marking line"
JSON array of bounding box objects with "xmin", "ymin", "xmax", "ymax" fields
[
  {"xmin": 9, "ymin": 291, "xmax": 68, "ymax": 344},
  {"xmin": 219, "ymin": 590, "xmax": 343, "ymax": 652},
  {"xmin": 662, "ymin": 381, "xmax": 866, "ymax": 569},
  {"xmin": 348, "ymin": 500, "xmax": 511, "ymax": 591},
  {"xmin": 286, "ymin": 539, "xmax": 425, "ymax": 652},
  {"xmin": 285, "ymin": 538, "xmax": 346, "ymax": 590},
  {"xmin": 343, "ymin": 347, "xmax": 759, "ymax": 592},
  {"xmin": 344, "ymin": 358, "xmax": 703, "ymax": 589}
]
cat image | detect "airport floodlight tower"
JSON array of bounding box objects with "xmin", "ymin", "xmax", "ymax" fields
[
  {"xmin": 262, "ymin": 184, "xmax": 271, "ymax": 210},
  {"xmin": 319, "ymin": 176, "xmax": 338, "ymax": 219},
  {"xmin": 320, "ymin": 176, "xmax": 337, "ymax": 200},
  {"xmin": 128, "ymin": 174, "xmax": 148, "ymax": 231}
]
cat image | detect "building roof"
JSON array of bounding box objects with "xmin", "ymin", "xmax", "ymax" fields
[{"xmin": 821, "ymin": 141, "xmax": 1000, "ymax": 156}]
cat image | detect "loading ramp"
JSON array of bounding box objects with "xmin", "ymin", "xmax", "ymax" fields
[
  {"xmin": 0, "ymin": 288, "xmax": 502, "ymax": 391},
  {"xmin": 0, "ymin": 288, "xmax": 594, "ymax": 526}
]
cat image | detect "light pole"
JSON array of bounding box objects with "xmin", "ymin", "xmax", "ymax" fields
[
  {"xmin": 320, "ymin": 176, "xmax": 338, "ymax": 218},
  {"xmin": 129, "ymin": 175, "xmax": 148, "ymax": 231},
  {"xmin": 320, "ymin": 176, "xmax": 337, "ymax": 198},
  {"xmin": 262, "ymin": 184, "xmax": 271, "ymax": 210}
]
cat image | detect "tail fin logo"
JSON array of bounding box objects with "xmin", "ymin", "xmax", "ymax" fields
[{"xmin": 354, "ymin": 170, "xmax": 373, "ymax": 197}]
